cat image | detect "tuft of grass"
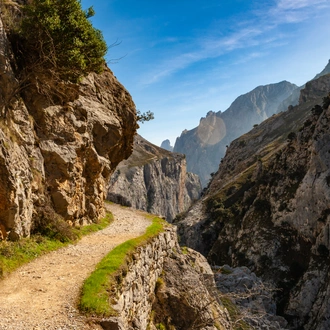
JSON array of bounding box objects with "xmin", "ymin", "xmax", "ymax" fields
[
  {"xmin": 155, "ymin": 277, "xmax": 165, "ymax": 291},
  {"xmin": 0, "ymin": 212, "xmax": 113, "ymax": 278},
  {"xmin": 79, "ymin": 216, "xmax": 166, "ymax": 316},
  {"xmin": 181, "ymin": 246, "xmax": 189, "ymax": 255},
  {"xmin": 73, "ymin": 212, "xmax": 113, "ymax": 237},
  {"xmin": 219, "ymin": 267, "xmax": 233, "ymax": 275}
]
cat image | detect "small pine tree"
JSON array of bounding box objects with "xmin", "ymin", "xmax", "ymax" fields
[
  {"xmin": 19, "ymin": 0, "xmax": 107, "ymax": 83},
  {"xmin": 137, "ymin": 110, "xmax": 154, "ymax": 123}
]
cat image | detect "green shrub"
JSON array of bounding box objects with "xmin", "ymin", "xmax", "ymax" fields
[
  {"xmin": 323, "ymin": 93, "xmax": 330, "ymax": 109},
  {"xmin": 19, "ymin": 0, "xmax": 107, "ymax": 82},
  {"xmin": 32, "ymin": 205, "xmax": 78, "ymax": 242},
  {"xmin": 287, "ymin": 131, "xmax": 296, "ymax": 141}
]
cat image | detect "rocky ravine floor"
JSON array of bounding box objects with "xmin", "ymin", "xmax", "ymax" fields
[{"xmin": 0, "ymin": 204, "xmax": 152, "ymax": 330}]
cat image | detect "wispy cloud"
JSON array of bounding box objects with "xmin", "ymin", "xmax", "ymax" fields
[
  {"xmin": 142, "ymin": 27, "xmax": 266, "ymax": 85},
  {"xmin": 276, "ymin": 0, "xmax": 328, "ymax": 10},
  {"xmin": 141, "ymin": 0, "xmax": 330, "ymax": 85},
  {"xmin": 268, "ymin": 0, "xmax": 330, "ymax": 23}
]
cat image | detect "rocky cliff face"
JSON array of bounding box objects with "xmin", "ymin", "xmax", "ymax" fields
[
  {"xmin": 176, "ymin": 74, "xmax": 330, "ymax": 329},
  {"xmin": 174, "ymin": 81, "xmax": 297, "ymax": 186},
  {"xmin": 107, "ymin": 135, "xmax": 201, "ymax": 222},
  {"xmin": 0, "ymin": 15, "xmax": 137, "ymax": 240}
]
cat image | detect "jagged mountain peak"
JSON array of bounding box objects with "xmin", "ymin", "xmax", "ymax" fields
[
  {"xmin": 174, "ymin": 80, "xmax": 297, "ymax": 186},
  {"xmin": 160, "ymin": 139, "xmax": 173, "ymax": 152}
]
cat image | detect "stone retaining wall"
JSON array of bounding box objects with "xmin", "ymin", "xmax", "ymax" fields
[{"xmin": 100, "ymin": 226, "xmax": 179, "ymax": 330}]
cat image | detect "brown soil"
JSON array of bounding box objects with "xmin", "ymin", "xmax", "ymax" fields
[{"xmin": 0, "ymin": 204, "xmax": 151, "ymax": 330}]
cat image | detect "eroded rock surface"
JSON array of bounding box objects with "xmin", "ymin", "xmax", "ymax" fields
[
  {"xmin": 150, "ymin": 249, "xmax": 231, "ymax": 330},
  {"xmin": 107, "ymin": 135, "xmax": 201, "ymax": 222}
]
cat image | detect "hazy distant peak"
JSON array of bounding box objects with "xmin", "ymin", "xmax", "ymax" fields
[
  {"xmin": 221, "ymin": 80, "xmax": 298, "ymax": 118},
  {"xmin": 160, "ymin": 139, "xmax": 173, "ymax": 152}
]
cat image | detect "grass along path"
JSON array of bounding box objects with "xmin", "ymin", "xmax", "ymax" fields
[
  {"xmin": 0, "ymin": 204, "xmax": 152, "ymax": 330},
  {"xmin": 80, "ymin": 214, "xmax": 165, "ymax": 317}
]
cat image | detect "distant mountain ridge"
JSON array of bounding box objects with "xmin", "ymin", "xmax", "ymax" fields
[{"xmin": 174, "ymin": 80, "xmax": 297, "ymax": 186}]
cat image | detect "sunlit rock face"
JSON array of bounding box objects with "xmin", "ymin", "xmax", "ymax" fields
[
  {"xmin": 0, "ymin": 15, "xmax": 137, "ymax": 240},
  {"xmin": 174, "ymin": 81, "xmax": 298, "ymax": 186},
  {"xmin": 107, "ymin": 135, "xmax": 202, "ymax": 222},
  {"xmin": 176, "ymin": 74, "xmax": 330, "ymax": 329}
]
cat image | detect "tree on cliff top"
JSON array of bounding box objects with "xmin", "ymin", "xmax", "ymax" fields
[{"xmin": 19, "ymin": 0, "xmax": 107, "ymax": 83}]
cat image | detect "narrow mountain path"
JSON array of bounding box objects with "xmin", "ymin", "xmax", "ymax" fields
[{"xmin": 0, "ymin": 204, "xmax": 152, "ymax": 330}]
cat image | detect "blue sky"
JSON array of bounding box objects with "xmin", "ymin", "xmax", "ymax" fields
[{"xmin": 81, "ymin": 0, "xmax": 330, "ymax": 147}]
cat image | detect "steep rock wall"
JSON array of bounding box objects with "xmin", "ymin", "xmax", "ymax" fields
[
  {"xmin": 0, "ymin": 15, "xmax": 137, "ymax": 240},
  {"xmin": 107, "ymin": 135, "xmax": 201, "ymax": 222},
  {"xmin": 101, "ymin": 227, "xmax": 231, "ymax": 330},
  {"xmin": 176, "ymin": 74, "xmax": 330, "ymax": 329}
]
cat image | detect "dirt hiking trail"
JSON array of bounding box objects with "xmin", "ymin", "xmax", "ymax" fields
[{"xmin": 0, "ymin": 204, "xmax": 151, "ymax": 330}]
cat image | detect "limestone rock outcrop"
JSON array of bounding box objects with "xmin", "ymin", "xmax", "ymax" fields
[
  {"xmin": 107, "ymin": 135, "xmax": 201, "ymax": 222},
  {"xmin": 176, "ymin": 74, "xmax": 330, "ymax": 329},
  {"xmin": 0, "ymin": 14, "xmax": 137, "ymax": 240},
  {"xmin": 174, "ymin": 81, "xmax": 298, "ymax": 186}
]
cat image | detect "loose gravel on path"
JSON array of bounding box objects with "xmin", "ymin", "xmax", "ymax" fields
[{"xmin": 0, "ymin": 204, "xmax": 151, "ymax": 330}]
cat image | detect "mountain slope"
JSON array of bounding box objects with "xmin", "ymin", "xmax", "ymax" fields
[
  {"xmin": 313, "ymin": 59, "xmax": 330, "ymax": 80},
  {"xmin": 176, "ymin": 73, "xmax": 330, "ymax": 329},
  {"xmin": 174, "ymin": 81, "xmax": 297, "ymax": 186}
]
